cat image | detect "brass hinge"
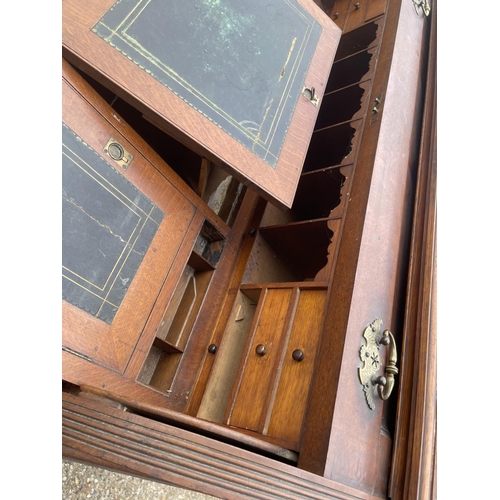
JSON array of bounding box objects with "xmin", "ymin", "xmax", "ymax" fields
[
  {"xmin": 62, "ymin": 346, "xmax": 93, "ymax": 363},
  {"xmin": 412, "ymin": 0, "xmax": 431, "ymax": 16},
  {"xmin": 301, "ymin": 85, "xmax": 319, "ymax": 107},
  {"xmin": 370, "ymin": 93, "xmax": 383, "ymax": 124}
]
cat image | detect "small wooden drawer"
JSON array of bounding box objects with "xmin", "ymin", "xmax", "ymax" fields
[
  {"xmin": 224, "ymin": 285, "xmax": 328, "ymax": 449},
  {"xmin": 344, "ymin": 0, "xmax": 369, "ymax": 32},
  {"xmin": 328, "ymin": 0, "xmax": 352, "ymax": 32}
]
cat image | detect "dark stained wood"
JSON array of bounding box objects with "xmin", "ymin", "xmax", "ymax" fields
[
  {"xmin": 388, "ymin": 4, "xmax": 437, "ymax": 497},
  {"xmin": 316, "ymin": 80, "xmax": 371, "ymax": 128},
  {"xmin": 298, "ymin": 2, "xmax": 429, "ymax": 496},
  {"xmin": 110, "ymin": 96, "xmax": 205, "ymax": 194},
  {"xmin": 221, "ymin": 426, "xmax": 299, "ymax": 454},
  {"xmin": 63, "ymin": 446, "xmax": 137, "ymax": 475},
  {"xmin": 62, "ymin": 0, "xmax": 341, "ymax": 209},
  {"xmin": 259, "ymin": 218, "xmax": 342, "ymax": 281},
  {"xmin": 333, "ymin": 19, "xmax": 382, "ymax": 61},
  {"xmin": 187, "ymin": 251, "xmax": 216, "ymax": 272},
  {"xmin": 294, "ymin": 165, "xmax": 353, "ymax": 220},
  {"xmin": 303, "ymin": 119, "xmax": 364, "ymax": 172}
]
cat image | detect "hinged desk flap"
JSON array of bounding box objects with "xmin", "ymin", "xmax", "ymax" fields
[{"xmin": 62, "ymin": 0, "xmax": 341, "ymax": 208}]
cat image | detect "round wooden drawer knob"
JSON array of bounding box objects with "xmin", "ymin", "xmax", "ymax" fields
[
  {"xmin": 292, "ymin": 349, "xmax": 305, "ymax": 362},
  {"xmin": 207, "ymin": 344, "xmax": 217, "ymax": 354},
  {"xmin": 255, "ymin": 344, "xmax": 267, "ymax": 356}
]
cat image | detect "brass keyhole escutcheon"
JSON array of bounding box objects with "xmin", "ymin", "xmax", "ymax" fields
[{"xmin": 255, "ymin": 344, "xmax": 267, "ymax": 356}]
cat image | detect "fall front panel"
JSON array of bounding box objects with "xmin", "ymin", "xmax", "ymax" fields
[
  {"xmin": 92, "ymin": 0, "xmax": 322, "ymax": 168},
  {"xmin": 62, "ymin": 122, "xmax": 165, "ymax": 324}
]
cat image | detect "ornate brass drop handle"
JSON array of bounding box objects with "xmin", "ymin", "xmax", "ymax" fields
[
  {"xmin": 412, "ymin": 0, "xmax": 431, "ymax": 16},
  {"xmin": 373, "ymin": 330, "xmax": 398, "ymax": 401},
  {"xmin": 358, "ymin": 319, "xmax": 399, "ymax": 410}
]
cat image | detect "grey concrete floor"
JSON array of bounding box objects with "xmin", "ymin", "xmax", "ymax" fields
[{"xmin": 62, "ymin": 459, "xmax": 220, "ymax": 500}]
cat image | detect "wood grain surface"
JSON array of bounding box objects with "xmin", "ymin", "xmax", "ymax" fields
[{"xmin": 62, "ymin": 0, "xmax": 341, "ymax": 209}]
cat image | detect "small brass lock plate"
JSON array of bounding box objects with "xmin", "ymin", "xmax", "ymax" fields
[
  {"xmin": 301, "ymin": 86, "xmax": 319, "ymax": 107},
  {"xmin": 103, "ymin": 138, "xmax": 133, "ymax": 170}
]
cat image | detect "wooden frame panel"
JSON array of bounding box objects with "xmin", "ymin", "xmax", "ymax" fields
[
  {"xmin": 298, "ymin": 0, "xmax": 432, "ymax": 495},
  {"xmin": 62, "ymin": 67, "xmax": 197, "ymax": 373},
  {"xmin": 389, "ymin": 3, "xmax": 437, "ymax": 496},
  {"xmin": 62, "ymin": 0, "xmax": 341, "ymax": 209}
]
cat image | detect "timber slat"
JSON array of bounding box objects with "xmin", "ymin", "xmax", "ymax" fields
[{"xmin": 63, "ymin": 392, "xmax": 382, "ymax": 500}]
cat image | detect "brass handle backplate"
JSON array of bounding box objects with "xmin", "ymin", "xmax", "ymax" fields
[
  {"xmin": 358, "ymin": 319, "xmax": 398, "ymax": 410},
  {"xmin": 412, "ymin": 0, "xmax": 431, "ymax": 16}
]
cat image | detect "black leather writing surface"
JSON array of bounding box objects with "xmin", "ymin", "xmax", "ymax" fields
[
  {"xmin": 62, "ymin": 123, "xmax": 165, "ymax": 324},
  {"xmin": 92, "ymin": 0, "xmax": 322, "ymax": 168}
]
